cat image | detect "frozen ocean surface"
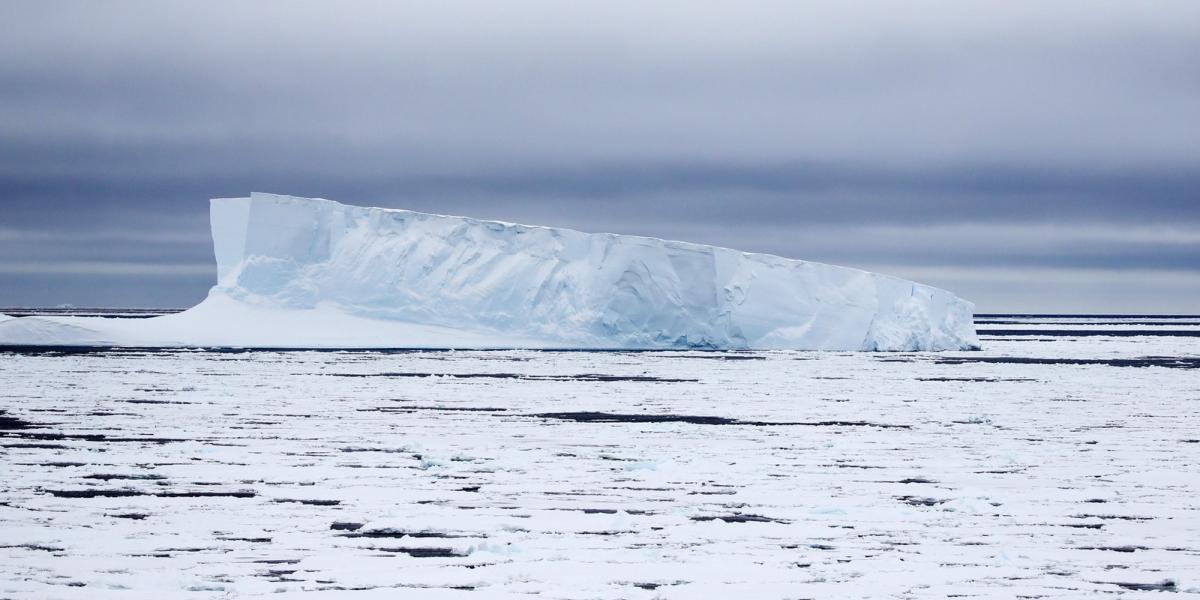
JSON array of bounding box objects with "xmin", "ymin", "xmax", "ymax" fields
[{"xmin": 1, "ymin": 315, "xmax": 1197, "ymax": 598}]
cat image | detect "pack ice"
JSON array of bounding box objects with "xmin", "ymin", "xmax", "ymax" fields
[{"xmin": 0, "ymin": 193, "xmax": 979, "ymax": 350}]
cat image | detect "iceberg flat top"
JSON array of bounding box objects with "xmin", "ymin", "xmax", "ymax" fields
[{"xmin": 0, "ymin": 193, "xmax": 978, "ymax": 350}]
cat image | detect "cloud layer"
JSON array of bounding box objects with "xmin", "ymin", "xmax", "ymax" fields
[{"xmin": 1, "ymin": 0, "xmax": 1197, "ymax": 311}]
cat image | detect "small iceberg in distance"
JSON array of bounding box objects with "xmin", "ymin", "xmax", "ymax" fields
[{"xmin": 0, "ymin": 193, "xmax": 979, "ymax": 350}]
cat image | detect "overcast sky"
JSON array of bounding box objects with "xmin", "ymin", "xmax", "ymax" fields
[{"xmin": 1, "ymin": 0, "xmax": 1197, "ymax": 312}]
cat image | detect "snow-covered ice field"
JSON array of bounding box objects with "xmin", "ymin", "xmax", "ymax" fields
[{"xmin": 2, "ymin": 316, "xmax": 1198, "ymax": 598}]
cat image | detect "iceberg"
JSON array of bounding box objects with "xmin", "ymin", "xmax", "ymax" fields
[{"xmin": 0, "ymin": 193, "xmax": 979, "ymax": 350}]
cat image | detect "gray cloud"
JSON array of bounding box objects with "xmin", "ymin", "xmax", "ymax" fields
[{"xmin": 0, "ymin": 0, "xmax": 1197, "ymax": 310}]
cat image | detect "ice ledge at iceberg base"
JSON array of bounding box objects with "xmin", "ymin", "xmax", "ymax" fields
[{"xmin": 0, "ymin": 193, "xmax": 979, "ymax": 350}]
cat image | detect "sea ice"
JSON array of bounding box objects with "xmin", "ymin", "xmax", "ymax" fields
[{"xmin": 1, "ymin": 324, "xmax": 1197, "ymax": 598}]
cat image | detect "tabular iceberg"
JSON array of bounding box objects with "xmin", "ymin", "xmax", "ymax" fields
[{"xmin": 0, "ymin": 193, "xmax": 979, "ymax": 350}]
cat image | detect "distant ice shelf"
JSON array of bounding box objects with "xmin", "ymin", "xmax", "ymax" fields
[{"xmin": 0, "ymin": 193, "xmax": 979, "ymax": 350}]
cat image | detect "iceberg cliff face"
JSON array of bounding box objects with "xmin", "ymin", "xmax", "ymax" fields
[{"xmin": 201, "ymin": 193, "xmax": 977, "ymax": 350}]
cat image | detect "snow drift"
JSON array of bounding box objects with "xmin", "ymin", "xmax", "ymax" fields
[{"xmin": 0, "ymin": 193, "xmax": 979, "ymax": 350}]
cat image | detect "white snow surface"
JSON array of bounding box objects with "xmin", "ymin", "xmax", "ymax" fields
[
  {"xmin": 0, "ymin": 193, "xmax": 979, "ymax": 350},
  {"xmin": 1, "ymin": 325, "xmax": 1197, "ymax": 598}
]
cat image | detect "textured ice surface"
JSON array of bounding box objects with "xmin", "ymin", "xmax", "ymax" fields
[
  {"xmin": 1, "ymin": 322, "xmax": 1196, "ymax": 598},
  {"xmin": 0, "ymin": 193, "xmax": 978, "ymax": 350},
  {"xmin": 0, "ymin": 316, "xmax": 112, "ymax": 345}
]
